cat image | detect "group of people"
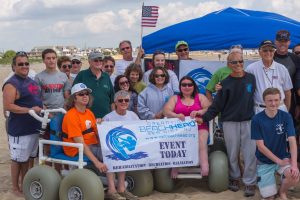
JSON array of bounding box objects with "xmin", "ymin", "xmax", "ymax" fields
[{"xmin": 3, "ymin": 29, "xmax": 300, "ymax": 200}]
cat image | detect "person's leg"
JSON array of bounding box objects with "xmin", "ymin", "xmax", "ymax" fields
[
  {"xmin": 20, "ymin": 161, "xmax": 29, "ymax": 192},
  {"xmin": 117, "ymin": 172, "xmax": 126, "ymax": 192},
  {"xmin": 257, "ymin": 164, "xmax": 277, "ymax": 199},
  {"xmin": 199, "ymin": 129, "xmax": 209, "ymax": 176},
  {"xmin": 107, "ymin": 172, "xmax": 117, "ymax": 194},
  {"xmin": 170, "ymin": 168, "xmax": 178, "ymax": 179},
  {"xmin": 279, "ymin": 167, "xmax": 300, "ymax": 200},
  {"xmin": 11, "ymin": 161, "xmax": 23, "ymax": 196},
  {"xmin": 240, "ymin": 121, "xmax": 257, "ymax": 185},
  {"xmin": 222, "ymin": 122, "xmax": 241, "ymax": 180}
]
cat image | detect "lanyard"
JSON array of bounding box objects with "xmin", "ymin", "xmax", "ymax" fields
[{"xmin": 263, "ymin": 67, "xmax": 274, "ymax": 87}]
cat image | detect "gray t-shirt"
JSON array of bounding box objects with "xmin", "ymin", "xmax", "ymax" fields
[{"xmin": 35, "ymin": 70, "xmax": 71, "ymax": 108}]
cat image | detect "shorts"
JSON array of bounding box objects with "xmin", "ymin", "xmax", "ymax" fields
[
  {"xmin": 89, "ymin": 144, "xmax": 103, "ymax": 162},
  {"xmin": 257, "ymin": 163, "xmax": 290, "ymax": 198},
  {"xmin": 8, "ymin": 134, "xmax": 39, "ymax": 162}
]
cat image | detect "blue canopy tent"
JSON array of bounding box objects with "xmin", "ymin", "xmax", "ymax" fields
[{"xmin": 142, "ymin": 7, "xmax": 300, "ymax": 53}]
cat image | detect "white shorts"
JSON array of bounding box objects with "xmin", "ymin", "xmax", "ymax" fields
[{"xmin": 8, "ymin": 134, "xmax": 39, "ymax": 162}]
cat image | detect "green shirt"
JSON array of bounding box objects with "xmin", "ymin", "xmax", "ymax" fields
[
  {"xmin": 73, "ymin": 68, "xmax": 114, "ymax": 118},
  {"xmin": 134, "ymin": 81, "xmax": 147, "ymax": 94},
  {"xmin": 206, "ymin": 66, "xmax": 232, "ymax": 93}
]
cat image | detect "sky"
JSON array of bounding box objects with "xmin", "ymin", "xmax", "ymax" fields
[{"xmin": 1, "ymin": 0, "xmax": 300, "ymax": 52}]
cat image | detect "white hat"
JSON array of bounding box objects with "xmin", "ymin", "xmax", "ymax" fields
[
  {"xmin": 71, "ymin": 83, "xmax": 92, "ymax": 95},
  {"xmin": 71, "ymin": 55, "xmax": 82, "ymax": 61}
]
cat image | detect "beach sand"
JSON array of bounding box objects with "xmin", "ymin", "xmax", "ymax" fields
[{"xmin": 1, "ymin": 58, "xmax": 300, "ymax": 200}]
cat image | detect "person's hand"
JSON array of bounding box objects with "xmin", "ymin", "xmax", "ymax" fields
[
  {"xmin": 278, "ymin": 158, "xmax": 290, "ymax": 166},
  {"xmin": 95, "ymin": 161, "xmax": 108, "ymax": 173},
  {"xmin": 137, "ymin": 47, "xmax": 145, "ymax": 59},
  {"xmin": 215, "ymin": 82, "xmax": 222, "ymax": 91},
  {"xmin": 177, "ymin": 113, "xmax": 185, "ymax": 121},
  {"xmin": 195, "ymin": 117, "xmax": 203, "ymax": 125},
  {"xmin": 290, "ymin": 165, "xmax": 300, "ymax": 179},
  {"xmin": 96, "ymin": 118, "xmax": 103, "ymax": 124},
  {"xmin": 32, "ymin": 106, "xmax": 42, "ymax": 113}
]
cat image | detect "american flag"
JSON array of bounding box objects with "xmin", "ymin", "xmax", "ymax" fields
[{"xmin": 142, "ymin": 6, "xmax": 159, "ymax": 27}]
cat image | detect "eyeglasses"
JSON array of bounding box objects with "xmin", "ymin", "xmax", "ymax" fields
[
  {"xmin": 62, "ymin": 64, "xmax": 72, "ymax": 69},
  {"xmin": 104, "ymin": 65, "xmax": 114, "ymax": 69},
  {"xmin": 262, "ymin": 49, "xmax": 274, "ymax": 53},
  {"xmin": 16, "ymin": 51, "xmax": 28, "ymax": 56},
  {"xmin": 121, "ymin": 47, "xmax": 130, "ymax": 51},
  {"xmin": 17, "ymin": 62, "xmax": 30, "ymax": 67},
  {"xmin": 181, "ymin": 83, "xmax": 194, "ymax": 87},
  {"xmin": 228, "ymin": 60, "xmax": 244, "ymax": 65},
  {"xmin": 76, "ymin": 92, "xmax": 89, "ymax": 97},
  {"xmin": 294, "ymin": 51, "xmax": 300, "ymax": 55},
  {"xmin": 154, "ymin": 74, "xmax": 166, "ymax": 78},
  {"xmin": 117, "ymin": 98, "xmax": 130, "ymax": 103},
  {"xmin": 72, "ymin": 60, "xmax": 81, "ymax": 64},
  {"xmin": 93, "ymin": 59, "xmax": 103, "ymax": 62},
  {"xmin": 119, "ymin": 81, "xmax": 129, "ymax": 86},
  {"xmin": 177, "ymin": 48, "xmax": 188, "ymax": 53}
]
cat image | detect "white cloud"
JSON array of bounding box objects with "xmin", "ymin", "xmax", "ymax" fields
[
  {"xmin": 118, "ymin": 9, "xmax": 140, "ymax": 28},
  {"xmin": 45, "ymin": 21, "xmax": 84, "ymax": 37},
  {"xmin": 84, "ymin": 11, "xmax": 119, "ymax": 33},
  {"xmin": 42, "ymin": 0, "xmax": 99, "ymax": 8}
]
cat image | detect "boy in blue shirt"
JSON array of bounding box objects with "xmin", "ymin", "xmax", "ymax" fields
[{"xmin": 251, "ymin": 88, "xmax": 299, "ymax": 200}]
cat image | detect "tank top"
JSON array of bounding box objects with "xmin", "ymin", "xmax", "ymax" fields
[
  {"xmin": 5, "ymin": 74, "xmax": 43, "ymax": 136},
  {"xmin": 174, "ymin": 94, "xmax": 208, "ymax": 131}
]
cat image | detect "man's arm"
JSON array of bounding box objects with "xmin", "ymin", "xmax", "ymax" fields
[
  {"xmin": 134, "ymin": 47, "xmax": 144, "ymax": 65},
  {"xmin": 256, "ymin": 140, "xmax": 289, "ymax": 166},
  {"xmin": 3, "ymin": 84, "xmax": 41, "ymax": 114},
  {"xmin": 284, "ymin": 90, "xmax": 291, "ymax": 111},
  {"xmin": 288, "ymin": 136, "xmax": 299, "ymax": 177}
]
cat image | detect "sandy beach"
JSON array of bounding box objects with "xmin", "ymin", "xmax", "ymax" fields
[{"xmin": 1, "ymin": 58, "xmax": 300, "ymax": 200}]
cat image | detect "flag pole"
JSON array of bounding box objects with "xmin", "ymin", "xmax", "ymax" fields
[{"xmin": 140, "ymin": 2, "xmax": 144, "ymax": 48}]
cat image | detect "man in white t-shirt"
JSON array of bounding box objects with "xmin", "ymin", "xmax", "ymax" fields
[
  {"xmin": 115, "ymin": 40, "xmax": 144, "ymax": 75},
  {"xmin": 246, "ymin": 40, "xmax": 292, "ymax": 114}
]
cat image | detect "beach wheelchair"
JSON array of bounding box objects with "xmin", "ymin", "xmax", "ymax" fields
[
  {"xmin": 23, "ymin": 109, "xmax": 105, "ymax": 200},
  {"xmin": 151, "ymin": 118, "xmax": 229, "ymax": 193}
]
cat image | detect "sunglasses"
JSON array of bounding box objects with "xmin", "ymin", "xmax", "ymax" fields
[
  {"xmin": 294, "ymin": 51, "xmax": 300, "ymax": 55},
  {"xmin": 76, "ymin": 92, "xmax": 89, "ymax": 97},
  {"xmin": 62, "ymin": 64, "xmax": 72, "ymax": 69},
  {"xmin": 228, "ymin": 60, "xmax": 244, "ymax": 65},
  {"xmin": 181, "ymin": 83, "xmax": 194, "ymax": 87},
  {"xmin": 262, "ymin": 49, "xmax": 274, "ymax": 53},
  {"xmin": 230, "ymin": 44, "xmax": 243, "ymax": 50},
  {"xmin": 72, "ymin": 60, "xmax": 81, "ymax": 64},
  {"xmin": 104, "ymin": 65, "xmax": 114, "ymax": 69},
  {"xmin": 117, "ymin": 98, "xmax": 130, "ymax": 103},
  {"xmin": 16, "ymin": 51, "xmax": 28, "ymax": 56},
  {"xmin": 17, "ymin": 62, "xmax": 30, "ymax": 67},
  {"xmin": 93, "ymin": 59, "xmax": 103, "ymax": 62},
  {"xmin": 121, "ymin": 47, "xmax": 130, "ymax": 51},
  {"xmin": 119, "ymin": 81, "xmax": 129, "ymax": 86},
  {"xmin": 177, "ymin": 48, "xmax": 188, "ymax": 53},
  {"xmin": 154, "ymin": 74, "xmax": 166, "ymax": 78}
]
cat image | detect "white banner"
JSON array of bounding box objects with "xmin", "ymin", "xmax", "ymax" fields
[{"xmin": 98, "ymin": 117, "xmax": 199, "ymax": 172}]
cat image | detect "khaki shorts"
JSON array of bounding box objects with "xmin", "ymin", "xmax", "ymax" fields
[{"xmin": 8, "ymin": 134, "xmax": 39, "ymax": 162}]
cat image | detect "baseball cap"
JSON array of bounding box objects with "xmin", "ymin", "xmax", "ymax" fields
[
  {"xmin": 276, "ymin": 30, "xmax": 290, "ymax": 41},
  {"xmin": 175, "ymin": 41, "xmax": 189, "ymax": 51},
  {"xmin": 71, "ymin": 83, "xmax": 92, "ymax": 95},
  {"xmin": 71, "ymin": 55, "xmax": 81, "ymax": 61},
  {"xmin": 259, "ymin": 40, "xmax": 276, "ymax": 49},
  {"xmin": 88, "ymin": 52, "xmax": 104, "ymax": 60}
]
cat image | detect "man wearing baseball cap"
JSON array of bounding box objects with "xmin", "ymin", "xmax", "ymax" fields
[
  {"xmin": 73, "ymin": 52, "xmax": 114, "ymax": 119},
  {"xmin": 246, "ymin": 40, "xmax": 293, "ymax": 114},
  {"xmin": 175, "ymin": 40, "xmax": 191, "ymax": 60},
  {"xmin": 70, "ymin": 55, "xmax": 82, "ymax": 80},
  {"xmin": 274, "ymin": 30, "xmax": 300, "ymax": 123}
]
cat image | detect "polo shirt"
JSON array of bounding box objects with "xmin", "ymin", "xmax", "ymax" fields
[
  {"xmin": 73, "ymin": 68, "xmax": 114, "ymax": 118},
  {"xmin": 206, "ymin": 66, "xmax": 232, "ymax": 93},
  {"xmin": 115, "ymin": 58, "xmax": 135, "ymax": 75},
  {"xmin": 245, "ymin": 59, "xmax": 293, "ymax": 104}
]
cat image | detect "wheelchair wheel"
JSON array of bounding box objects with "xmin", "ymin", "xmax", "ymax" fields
[
  {"xmin": 153, "ymin": 168, "xmax": 175, "ymax": 192},
  {"xmin": 209, "ymin": 137, "xmax": 227, "ymax": 154},
  {"xmin": 23, "ymin": 165, "xmax": 61, "ymax": 200},
  {"xmin": 59, "ymin": 169, "xmax": 104, "ymax": 200},
  {"xmin": 125, "ymin": 170, "xmax": 153, "ymax": 197},
  {"xmin": 208, "ymin": 151, "xmax": 229, "ymax": 192}
]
